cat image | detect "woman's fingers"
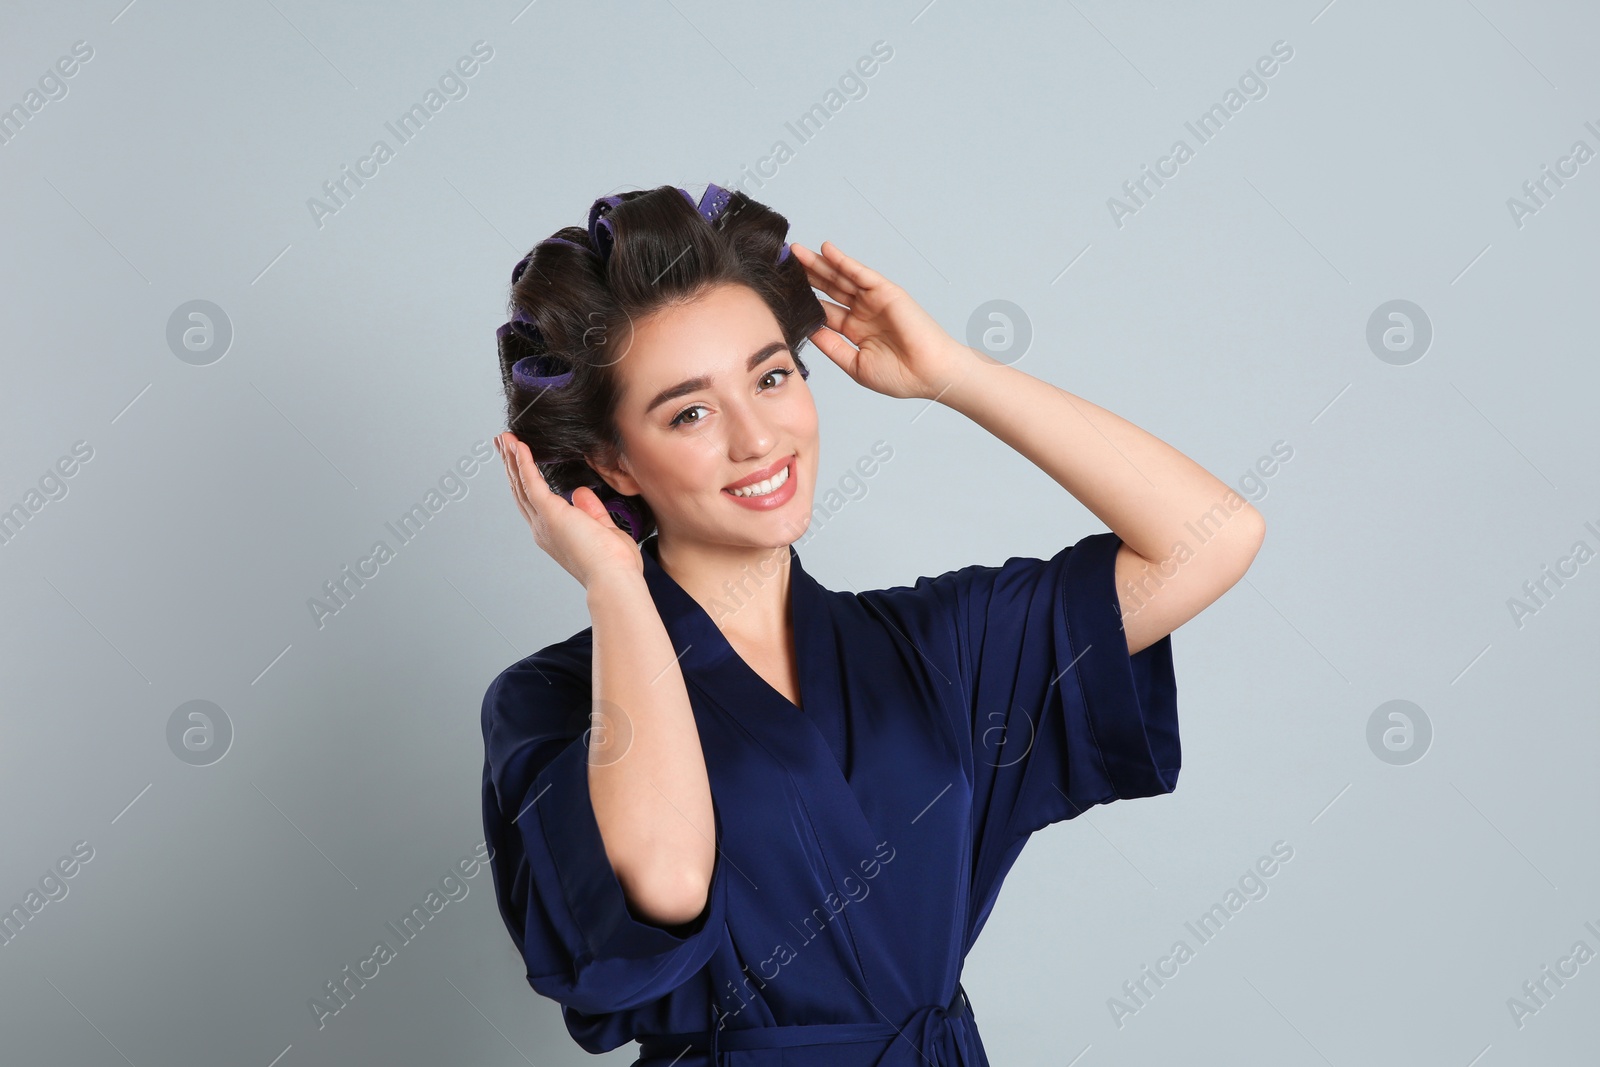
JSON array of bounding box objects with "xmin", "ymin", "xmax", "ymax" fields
[
  {"xmin": 569, "ymin": 484, "xmax": 613, "ymax": 527},
  {"xmin": 792, "ymin": 242, "xmax": 858, "ymax": 303},
  {"xmin": 819, "ymin": 241, "xmax": 889, "ymax": 292},
  {"xmin": 807, "ymin": 301, "xmax": 860, "ymax": 370},
  {"xmin": 496, "ymin": 434, "xmax": 520, "ymax": 504},
  {"xmin": 501, "ymin": 434, "xmax": 542, "ymax": 522},
  {"xmin": 502, "ymin": 434, "xmax": 612, "ymax": 536},
  {"xmin": 816, "ymin": 298, "xmax": 854, "ymax": 340},
  {"xmin": 497, "ymin": 434, "xmax": 526, "ymax": 511}
]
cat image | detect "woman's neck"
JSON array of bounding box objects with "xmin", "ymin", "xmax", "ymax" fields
[{"xmin": 654, "ymin": 534, "xmax": 794, "ymax": 640}]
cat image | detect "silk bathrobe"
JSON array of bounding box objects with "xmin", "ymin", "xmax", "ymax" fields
[{"xmin": 481, "ymin": 530, "xmax": 1180, "ymax": 1065}]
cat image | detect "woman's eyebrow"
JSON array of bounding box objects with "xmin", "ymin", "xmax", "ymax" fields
[{"xmin": 643, "ymin": 340, "xmax": 791, "ymax": 414}]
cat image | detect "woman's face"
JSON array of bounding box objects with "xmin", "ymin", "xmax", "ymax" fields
[{"xmin": 595, "ymin": 282, "xmax": 819, "ymax": 550}]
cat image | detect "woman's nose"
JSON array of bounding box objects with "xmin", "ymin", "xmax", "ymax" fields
[{"xmin": 723, "ymin": 400, "xmax": 773, "ymax": 459}]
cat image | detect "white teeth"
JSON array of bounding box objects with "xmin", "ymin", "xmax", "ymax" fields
[{"xmin": 729, "ymin": 462, "xmax": 790, "ymax": 498}]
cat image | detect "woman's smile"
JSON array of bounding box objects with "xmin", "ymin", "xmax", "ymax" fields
[{"xmin": 723, "ymin": 455, "xmax": 797, "ymax": 509}]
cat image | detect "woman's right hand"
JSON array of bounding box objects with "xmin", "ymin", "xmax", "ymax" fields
[{"xmin": 495, "ymin": 432, "xmax": 643, "ymax": 588}]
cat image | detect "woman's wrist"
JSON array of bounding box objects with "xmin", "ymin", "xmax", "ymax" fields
[
  {"xmin": 924, "ymin": 341, "xmax": 1002, "ymax": 410},
  {"xmin": 584, "ymin": 564, "xmax": 650, "ymax": 607}
]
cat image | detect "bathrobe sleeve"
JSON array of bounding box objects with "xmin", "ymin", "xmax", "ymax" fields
[
  {"xmin": 861, "ymin": 531, "xmax": 1180, "ymax": 847},
  {"xmin": 480, "ymin": 644, "xmax": 728, "ymax": 1018}
]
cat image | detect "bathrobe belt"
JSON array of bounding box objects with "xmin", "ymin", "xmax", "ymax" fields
[{"xmin": 638, "ymin": 983, "xmax": 978, "ymax": 1066}]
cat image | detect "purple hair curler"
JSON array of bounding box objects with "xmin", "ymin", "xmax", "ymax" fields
[
  {"xmin": 506, "ymin": 304, "xmax": 542, "ymax": 345},
  {"xmin": 604, "ymin": 496, "xmax": 646, "ymax": 541},
  {"xmin": 694, "ymin": 183, "xmax": 733, "ymax": 225},
  {"xmin": 510, "ymin": 352, "xmax": 574, "ymax": 391},
  {"xmin": 683, "ymin": 182, "xmax": 789, "ymax": 265},
  {"xmin": 586, "ymin": 195, "xmax": 626, "ymax": 262}
]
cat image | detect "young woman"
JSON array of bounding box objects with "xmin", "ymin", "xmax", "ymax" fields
[{"xmin": 481, "ymin": 183, "xmax": 1264, "ymax": 1066}]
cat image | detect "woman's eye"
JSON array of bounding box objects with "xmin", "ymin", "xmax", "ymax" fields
[
  {"xmin": 669, "ymin": 404, "xmax": 705, "ymax": 428},
  {"xmin": 760, "ymin": 366, "xmax": 795, "ymax": 390}
]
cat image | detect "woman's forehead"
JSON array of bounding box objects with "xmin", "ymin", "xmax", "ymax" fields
[
  {"xmin": 636, "ymin": 283, "xmax": 775, "ymax": 345},
  {"xmin": 622, "ymin": 289, "xmax": 785, "ymax": 389}
]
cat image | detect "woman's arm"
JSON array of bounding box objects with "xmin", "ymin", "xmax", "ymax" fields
[
  {"xmin": 791, "ymin": 241, "xmax": 1264, "ymax": 656},
  {"xmin": 585, "ymin": 567, "xmax": 718, "ymax": 926},
  {"xmin": 495, "ymin": 433, "xmax": 716, "ymax": 928},
  {"xmin": 936, "ymin": 356, "xmax": 1264, "ymax": 655}
]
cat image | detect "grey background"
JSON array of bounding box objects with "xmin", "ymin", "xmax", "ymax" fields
[{"xmin": 2, "ymin": 1, "xmax": 1595, "ymax": 1064}]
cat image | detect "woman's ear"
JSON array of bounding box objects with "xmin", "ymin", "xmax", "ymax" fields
[{"xmin": 587, "ymin": 449, "xmax": 643, "ymax": 497}]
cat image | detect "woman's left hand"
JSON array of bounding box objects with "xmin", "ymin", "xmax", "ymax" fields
[{"xmin": 791, "ymin": 241, "xmax": 976, "ymax": 401}]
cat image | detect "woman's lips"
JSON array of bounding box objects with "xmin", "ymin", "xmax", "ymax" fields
[
  {"xmin": 722, "ymin": 456, "xmax": 797, "ymax": 511},
  {"xmin": 725, "ymin": 454, "xmax": 793, "ymax": 490}
]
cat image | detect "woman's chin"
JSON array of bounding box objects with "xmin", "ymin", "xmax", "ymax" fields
[{"xmin": 729, "ymin": 500, "xmax": 813, "ymax": 549}]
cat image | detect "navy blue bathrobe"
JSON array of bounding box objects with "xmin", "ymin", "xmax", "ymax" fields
[{"xmin": 481, "ymin": 530, "xmax": 1180, "ymax": 1065}]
